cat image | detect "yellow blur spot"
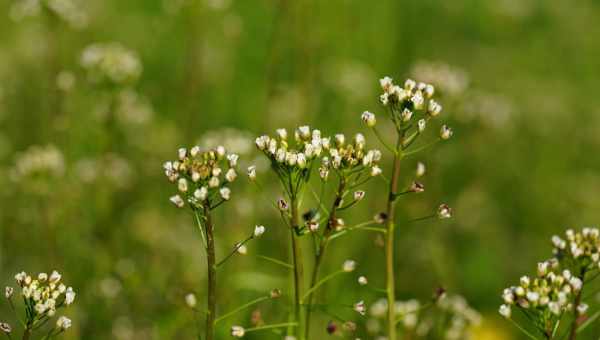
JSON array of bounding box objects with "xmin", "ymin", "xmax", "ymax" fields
[{"xmin": 472, "ymin": 316, "xmax": 513, "ymax": 340}]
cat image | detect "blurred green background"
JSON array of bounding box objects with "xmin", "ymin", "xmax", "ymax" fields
[{"xmin": 2, "ymin": 0, "xmax": 600, "ymax": 339}]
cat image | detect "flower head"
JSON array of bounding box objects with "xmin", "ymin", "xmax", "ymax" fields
[
  {"xmin": 164, "ymin": 146, "xmax": 239, "ymax": 209},
  {"xmin": 437, "ymin": 204, "xmax": 452, "ymax": 219},
  {"xmin": 253, "ymin": 225, "xmax": 266, "ymax": 238},
  {"xmin": 231, "ymin": 325, "xmax": 245, "ymax": 337},
  {"xmin": 343, "ymin": 260, "xmax": 357, "ymax": 273}
]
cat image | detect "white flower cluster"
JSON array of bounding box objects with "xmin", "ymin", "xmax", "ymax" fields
[
  {"xmin": 375, "ymin": 77, "xmax": 451, "ymax": 140},
  {"xmin": 256, "ymin": 126, "xmax": 325, "ymax": 172},
  {"xmin": 10, "ymin": 144, "xmax": 65, "ymax": 182},
  {"xmin": 10, "ymin": 271, "xmax": 75, "ymax": 329},
  {"xmin": 320, "ymin": 133, "xmax": 382, "ymax": 180},
  {"xmin": 80, "ymin": 43, "xmax": 142, "ymax": 85},
  {"xmin": 9, "ymin": 0, "xmax": 88, "ymax": 28},
  {"xmin": 164, "ymin": 146, "xmax": 239, "ymax": 208},
  {"xmin": 367, "ymin": 295, "xmax": 479, "ymax": 339},
  {"xmin": 437, "ymin": 295, "xmax": 481, "ymax": 340},
  {"xmin": 499, "ymin": 267, "xmax": 582, "ymax": 319},
  {"xmin": 552, "ymin": 228, "xmax": 600, "ymax": 267}
]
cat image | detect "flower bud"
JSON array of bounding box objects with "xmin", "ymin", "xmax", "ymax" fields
[
  {"xmin": 438, "ymin": 204, "xmax": 452, "ymax": 219},
  {"xmin": 354, "ymin": 191, "xmax": 365, "ymax": 201},
  {"xmin": 361, "ymin": 111, "xmax": 376, "ymax": 127},
  {"xmin": 358, "ymin": 276, "xmax": 368, "ymax": 286},
  {"xmin": 440, "ymin": 125, "xmax": 453, "ymax": 140},
  {"xmin": 185, "ymin": 293, "xmax": 197, "ymax": 308},
  {"xmin": 231, "ymin": 326, "xmax": 245, "ymax": 338},
  {"xmin": 219, "ymin": 187, "xmax": 231, "ymax": 200},
  {"xmin": 343, "ymin": 260, "xmax": 356, "ymax": 272},
  {"xmin": 170, "ymin": 195, "xmax": 185, "ymax": 208},
  {"xmin": 254, "ymin": 225, "xmax": 266, "ymax": 238},
  {"xmin": 247, "ymin": 165, "xmax": 256, "ymax": 181}
]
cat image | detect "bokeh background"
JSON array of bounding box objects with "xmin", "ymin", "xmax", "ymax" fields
[{"xmin": 2, "ymin": 0, "xmax": 600, "ymax": 339}]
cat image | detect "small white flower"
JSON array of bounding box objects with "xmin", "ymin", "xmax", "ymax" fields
[
  {"xmin": 380, "ymin": 76, "xmax": 393, "ymax": 91},
  {"xmin": 411, "ymin": 91, "xmax": 424, "ymax": 109},
  {"xmin": 190, "ymin": 146, "xmax": 201, "ymax": 156},
  {"xmin": 56, "ymin": 316, "xmax": 72, "ymax": 330},
  {"xmin": 361, "ymin": 111, "xmax": 376, "ymax": 127},
  {"xmin": 235, "ymin": 243, "xmax": 247, "ymax": 255},
  {"xmin": 401, "ymin": 108, "xmax": 413, "ymax": 122},
  {"xmin": 194, "ymin": 187, "xmax": 208, "ymax": 201},
  {"xmin": 276, "ymin": 128, "xmax": 288, "ymax": 140},
  {"xmin": 438, "ymin": 204, "xmax": 452, "ymax": 219},
  {"xmin": 5, "ymin": 287, "xmax": 13, "ymax": 299},
  {"xmin": 216, "ymin": 146, "xmax": 226, "ymax": 158},
  {"xmin": 0, "ymin": 323, "xmax": 11, "ymax": 334},
  {"xmin": 418, "ymin": 119, "xmax": 426, "ymax": 133},
  {"xmin": 65, "ymin": 287, "xmax": 76, "ymax": 305},
  {"xmin": 371, "ymin": 166, "xmax": 382, "ymax": 177},
  {"xmin": 220, "ymin": 187, "xmax": 231, "ymax": 201},
  {"xmin": 343, "ymin": 260, "xmax": 356, "ymax": 273},
  {"xmin": 520, "ymin": 276, "xmax": 530, "ymax": 288},
  {"xmin": 499, "ymin": 304, "xmax": 511, "ymax": 318},
  {"xmin": 38, "ymin": 273, "xmax": 48, "ymax": 282},
  {"xmin": 428, "ymin": 99, "xmax": 442, "ymax": 116},
  {"xmin": 254, "ymin": 225, "xmax": 266, "ymax": 238},
  {"xmin": 307, "ymin": 221, "xmax": 319, "ymax": 232},
  {"xmin": 178, "ymin": 148, "xmax": 187, "ymax": 160},
  {"xmin": 354, "ymin": 301, "xmax": 366, "ymax": 315},
  {"xmin": 502, "ymin": 289, "xmax": 514, "ymax": 304},
  {"xmin": 577, "ymin": 303, "xmax": 589, "ymax": 315},
  {"xmin": 570, "ymin": 277, "xmax": 583, "ymax": 291},
  {"xmin": 424, "ymin": 84, "xmax": 435, "ymax": 98},
  {"xmin": 170, "ymin": 195, "xmax": 185, "ymax": 208},
  {"xmin": 185, "ymin": 293, "xmax": 197, "ymax": 308},
  {"xmin": 225, "ymin": 168, "xmax": 237, "ymax": 182},
  {"xmin": 178, "ymin": 178, "xmax": 188, "ymax": 192},
  {"xmin": 208, "ymin": 176, "xmax": 220, "ymax": 188},
  {"xmin": 537, "ymin": 262, "xmax": 549, "ymax": 277},
  {"xmin": 227, "ymin": 153, "xmax": 239, "ymax": 167},
  {"xmin": 231, "ymin": 325, "xmax": 245, "ymax": 337},
  {"xmin": 15, "ymin": 272, "xmax": 27, "ymax": 286},
  {"xmin": 416, "ymin": 162, "xmax": 426, "ymax": 177},
  {"xmin": 335, "ymin": 134, "xmax": 345, "ymax": 147},
  {"xmin": 358, "ymin": 276, "xmax": 368, "ymax": 286},
  {"xmin": 354, "ymin": 191, "xmax": 365, "ymax": 201},
  {"xmin": 440, "ymin": 125, "xmax": 453, "ymax": 140},
  {"xmin": 297, "ymin": 153, "xmax": 307, "ymax": 168},
  {"xmin": 247, "ymin": 166, "xmax": 257, "ymax": 181}
]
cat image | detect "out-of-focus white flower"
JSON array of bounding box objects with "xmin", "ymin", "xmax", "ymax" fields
[
  {"xmin": 343, "ymin": 260, "xmax": 356, "ymax": 273},
  {"xmin": 358, "ymin": 276, "xmax": 368, "ymax": 286},
  {"xmin": 416, "ymin": 162, "xmax": 426, "ymax": 177},
  {"xmin": 231, "ymin": 325, "xmax": 245, "ymax": 337},
  {"xmin": 253, "ymin": 225, "xmax": 266, "ymax": 238},
  {"xmin": 185, "ymin": 293, "xmax": 197, "ymax": 308},
  {"xmin": 354, "ymin": 191, "xmax": 365, "ymax": 201},
  {"xmin": 65, "ymin": 287, "xmax": 76, "ymax": 305},
  {"xmin": 56, "ymin": 316, "xmax": 72, "ymax": 330},
  {"xmin": 0, "ymin": 323, "xmax": 11, "ymax": 334},
  {"xmin": 5, "ymin": 287, "xmax": 13, "ymax": 299},
  {"xmin": 354, "ymin": 301, "xmax": 366, "ymax": 315},
  {"xmin": 170, "ymin": 195, "xmax": 185, "ymax": 208},
  {"xmin": 438, "ymin": 204, "xmax": 452, "ymax": 219},
  {"xmin": 499, "ymin": 304, "xmax": 511, "ymax": 318},
  {"xmin": 219, "ymin": 187, "xmax": 231, "ymax": 200},
  {"xmin": 247, "ymin": 165, "xmax": 256, "ymax": 180},
  {"xmin": 440, "ymin": 125, "xmax": 453, "ymax": 140},
  {"xmin": 80, "ymin": 43, "xmax": 142, "ymax": 85}
]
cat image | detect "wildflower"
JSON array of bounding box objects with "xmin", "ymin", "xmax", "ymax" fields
[
  {"xmin": 231, "ymin": 325, "xmax": 245, "ymax": 337},
  {"xmin": 278, "ymin": 198, "xmax": 289, "ymax": 211},
  {"xmin": 270, "ymin": 289, "xmax": 282, "ymax": 299},
  {"xmin": 185, "ymin": 293, "xmax": 197, "ymax": 308},
  {"xmin": 371, "ymin": 166, "xmax": 382, "ymax": 176},
  {"xmin": 56, "ymin": 316, "xmax": 72, "ymax": 330},
  {"xmin": 440, "ymin": 125, "xmax": 453, "ymax": 140},
  {"xmin": 80, "ymin": 43, "xmax": 142, "ymax": 85},
  {"xmin": 354, "ymin": 301, "xmax": 366, "ymax": 315},
  {"xmin": 499, "ymin": 304, "xmax": 511, "ymax": 319},
  {"xmin": 220, "ymin": 187, "xmax": 231, "ymax": 200},
  {"xmin": 5, "ymin": 287, "xmax": 13, "ymax": 299},
  {"xmin": 418, "ymin": 119, "xmax": 426, "ymax": 133},
  {"xmin": 361, "ymin": 111, "xmax": 377, "ymax": 127},
  {"xmin": 358, "ymin": 276, "xmax": 368, "ymax": 286},
  {"xmin": 577, "ymin": 303, "xmax": 589, "ymax": 315},
  {"xmin": 247, "ymin": 166, "xmax": 256, "ymax": 180},
  {"xmin": 253, "ymin": 225, "xmax": 266, "ymax": 238},
  {"xmin": 438, "ymin": 204, "xmax": 452, "ymax": 219},
  {"xmin": 427, "ymin": 100, "xmax": 442, "ymax": 116},
  {"xmin": 409, "ymin": 181, "xmax": 425, "ymax": 193},
  {"xmin": 307, "ymin": 221, "xmax": 319, "ymax": 232},
  {"xmin": 170, "ymin": 195, "xmax": 185, "ymax": 208},
  {"xmin": 416, "ymin": 162, "xmax": 426, "ymax": 177},
  {"xmin": 235, "ymin": 243, "xmax": 247, "ymax": 255},
  {"xmin": 354, "ymin": 191, "xmax": 366, "ymax": 201},
  {"xmin": 65, "ymin": 287, "xmax": 76, "ymax": 305},
  {"xmin": 178, "ymin": 178, "xmax": 188, "ymax": 192},
  {"xmin": 194, "ymin": 187, "xmax": 208, "ymax": 201},
  {"xmin": 343, "ymin": 260, "xmax": 357, "ymax": 273},
  {"xmin": 401, "ymin": 108, "xmax": 413, "ymax": 122},
  {"xmin": 0, "ymin": 323, "xmax": 11, "ymax": 334}
]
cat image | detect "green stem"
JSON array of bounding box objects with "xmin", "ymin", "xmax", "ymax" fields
[
  {"xmin": 305, "ymin": 179, "xmax": 345, "ymax": 336},
  {"xmin": 385, "ymin": 137, "xmax": 403, "ymax": 340},
  {"xmin": 290, "ymin": 197, "xmax": 306, "ymax": 340},
  {"xmin": 203, "ymin": 203, "xmax": 217, "ymax": 340},
  {"xmin": 256, "ymin": 255, "xmax": 293, "ymax": 269},
  {"xmin": 216, "ymin": 235, "xmax": 253, "ymax": 268},
  {"xmin": 568, "ymin": 270, "xmax": 586, "ymax": 340},
  {"xmin": 245, "ymin": 322, "xmax": 298, "ymax": 333},
  {"xmin": 302, "ymin": 270, "xmax": 345, "ymax": 302},
  {"xmin": 215, "ymin": 296, "xmax": 270, "ymax": 324},
  {"xmin": 507, "ymin": 318, "xmax": 543, "ymax": 340}
]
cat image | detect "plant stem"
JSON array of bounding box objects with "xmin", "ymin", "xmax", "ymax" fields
[
  {"xmin": 22, "ymin": 327, "xmax": 31, "ymax": 340},
  {"xmin": 385, "ymin": 137, "xmax": 403, "ymax": 340},
  {"xmin": 290, "ymin": 196, "xmax": 306, "ymax": 340},
  {"xmin": 568, "ymin": 270, "xmax": 587, "ymax": 340},
  {"xmin": 215, "ymin": 295, "xmax": 270, "ymax": 324},
  {"xmin": 203, "ymin": 203, "xmax": 217, "ymax": 340},
  {"xmin": 305, "ymin": 179, "xmax": 345, "ymax": 336}
]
